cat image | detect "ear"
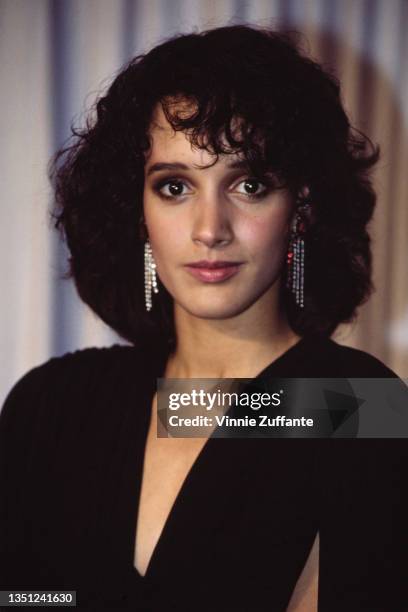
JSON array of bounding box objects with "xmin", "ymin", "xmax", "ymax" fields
[
  {"xmin": 299, "ymin": 186, "xmax": 310, "ymax": 199},
  {"xmin": 296, "ymin": 186, "xmax": 314, "ymax": 223},
  {"xmin": 289, "ymin": 186, "xmax": 313, "ymax": 232}
]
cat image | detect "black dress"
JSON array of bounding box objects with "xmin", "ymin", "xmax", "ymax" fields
[{"xmin": 0, "ymin": 335, "xmax": 407, "ymax": 611}]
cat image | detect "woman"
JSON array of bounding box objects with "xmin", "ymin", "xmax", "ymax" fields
[{"xmin": 0, "ymin": 25, "xmax": 407, "ymax": 611}]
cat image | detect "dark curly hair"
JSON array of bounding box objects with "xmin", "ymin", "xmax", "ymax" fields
[{"xmin": 50, "ymin": 24, "xmax": 379, "ymax": 349}]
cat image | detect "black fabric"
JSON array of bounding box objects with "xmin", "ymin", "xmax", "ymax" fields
[{"xmin": 0, "ymin": 336, "xmax": 407, "ymax": 611}]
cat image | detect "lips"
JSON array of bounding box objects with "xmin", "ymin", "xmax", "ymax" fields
[
  {"xmin": 185, "ymin": 260, "xmax": 243, "ymax": 283},
  {"xmin": 187, "ymin": 260, "xmax": 242, "ymax": 269}
]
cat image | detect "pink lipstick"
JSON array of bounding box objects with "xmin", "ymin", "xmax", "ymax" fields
[{"xmin": 185, "ymin": 260, "xmax": 243, "ymax": 283}]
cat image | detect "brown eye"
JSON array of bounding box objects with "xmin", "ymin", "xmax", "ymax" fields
[
  {"xmin": 164, "ymin": 180, "xmax": 185, "ymax": 196},
  {"xmin": 244, "ymin": 180, "xmax": 261, "ymax": 194},
  {"xmin": 235, "ymin": 178, "xmax": 268, "ymax": 198},
  {"xmin": 154, "ymin": 178, "xmax": 192, "ymax": 199}
]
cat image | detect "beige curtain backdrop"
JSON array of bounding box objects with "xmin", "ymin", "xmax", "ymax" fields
[{"xmin": 1, "ymin": 0, "xmax": 407, "ymax": 405}]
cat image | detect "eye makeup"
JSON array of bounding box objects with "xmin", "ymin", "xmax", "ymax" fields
[{"xmin": 150, "ymin": 174, "xmax": 279, "ymax": 202}]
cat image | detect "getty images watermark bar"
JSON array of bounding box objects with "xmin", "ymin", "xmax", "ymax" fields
[{"xmin": 157, "ymin": 378, "xmax": 408, "ymax": 438}]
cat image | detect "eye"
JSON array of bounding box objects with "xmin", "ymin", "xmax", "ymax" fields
[
  {"xmin": 154, "ymin": 179, "xmax": 191, "ymax": 199},
  {"xmin": 234, "ymin": 178, "xmax": 268, "ymax": 199}
]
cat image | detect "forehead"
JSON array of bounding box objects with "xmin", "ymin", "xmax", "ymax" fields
[{"xmin": 145, "ymin": 103, "xmax": 244, "ymax": 169}]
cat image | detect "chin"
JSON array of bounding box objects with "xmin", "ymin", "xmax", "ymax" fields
[
  {"xmin": 176, "ymin": 295, "xmax": 260, "ymax": 321},
  {"xmin": 190, "ymin": 308, "xmax": 246, "ymax": 320}
]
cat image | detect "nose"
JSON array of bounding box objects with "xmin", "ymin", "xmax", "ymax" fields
[{"xmin": 191, "ymin": 194, "xmax": 234, "ymax": 248}]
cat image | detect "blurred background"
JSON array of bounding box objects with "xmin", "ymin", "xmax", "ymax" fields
[{"xmin": 1, "ymin": 0, "xmax": 407, "ymax": 405}]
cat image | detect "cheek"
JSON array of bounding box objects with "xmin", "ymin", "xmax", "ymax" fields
[
  {"xmin": 143, "ymin": 206, "xmax": 184, "ymax": 266},
  {"xmin": 239, "ymin": 211, "xmax": 291, "ymax": 259},
  {"xmin": 144, "ymin": 198, "xmax": 170, "ymax": 241}
]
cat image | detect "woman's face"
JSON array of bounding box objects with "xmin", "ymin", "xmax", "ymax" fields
[{"xmin": 143, "ymin": 103, "xmax": 295, "ymax": 321}]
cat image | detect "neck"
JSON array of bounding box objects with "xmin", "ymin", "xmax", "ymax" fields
[{"xmin": 165, "ymin": 290, "xmax": 301, "ymax": 379}]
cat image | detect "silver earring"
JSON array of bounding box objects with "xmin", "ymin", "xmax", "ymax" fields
[
  {"xmin": 144, "ymin": 240, "xmax": 158, "ymax": 312},
  {"xmin": 286, "ymin": 201, "xmax": 310, "ymax": 308}
]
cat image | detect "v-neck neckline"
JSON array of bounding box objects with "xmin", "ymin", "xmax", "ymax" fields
[{"xmin": 130, "ymin": 334, "xmax": 310, "ymax": 580}]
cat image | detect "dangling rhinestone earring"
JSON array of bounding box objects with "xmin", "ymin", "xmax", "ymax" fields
[
  {"xmin": 144, "ymin": 240, "xmax": 159, "ymax": 312},
  {"xmin": 286, "ymin": 199, "xmax": 310, "ymax": 308}
]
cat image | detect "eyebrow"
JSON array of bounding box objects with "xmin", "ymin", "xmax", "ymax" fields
[{"xmin": 146, "ymin": 160, "xmax": 249, "ymax": 177}]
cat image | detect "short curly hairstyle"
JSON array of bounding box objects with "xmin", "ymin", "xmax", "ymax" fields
[{"xmin": 50, "ymin": 24, "xmax": 379, "ymax": 349}]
